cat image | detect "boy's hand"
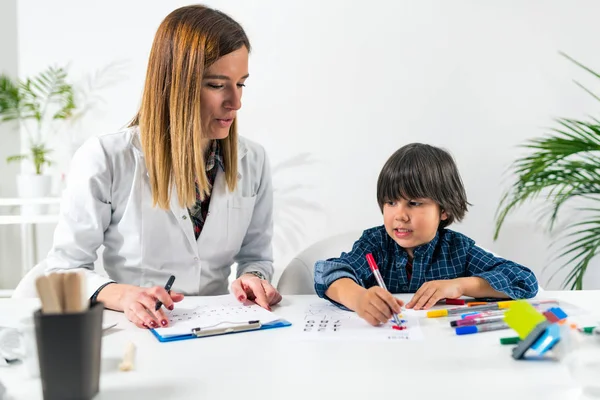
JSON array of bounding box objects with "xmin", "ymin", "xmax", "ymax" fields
[
  {"xmin": 406, "ymin": 279, "xmax": 464, "ymax": 310},
  {"xmin": 355, "ymin": 287, "xmax": 404, "ymax": 326}
]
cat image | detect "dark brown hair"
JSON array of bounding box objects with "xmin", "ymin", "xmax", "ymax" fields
[
  {"xmin": 376, "ymin": 143, "xmax": 470, "ymax": 228},
  {"xmin": 130, "ymin": 5, "xmax": 250, "ymax": 209}
]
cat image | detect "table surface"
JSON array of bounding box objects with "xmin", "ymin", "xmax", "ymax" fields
[{"xmin": 1, "ymin": 291, "xmax": 598, "ymax": 400}]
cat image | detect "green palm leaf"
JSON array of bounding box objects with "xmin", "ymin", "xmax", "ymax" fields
[
  {"xmin": 1, "ymin": 63, "xmax": 121, "ymax": 174},
  {"xmin": 546, "ymin": 213, "xmax": 600, "ymax": 289},
  {"xmin": 0, "ymin": 75, "xmax": 21, "ymax": 122},
  {"xmin": 19, "ymin": 66, "xmax": 74, "ymax": 122},
  {"xmin": 495, "ymin": 121, "xmax": 600, "ymax": 236}
]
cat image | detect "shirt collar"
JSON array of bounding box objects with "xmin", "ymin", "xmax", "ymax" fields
[
  {"xmin": 394, "ymin": 229, "xmax": 441, "ymax": 259},
  {"xmin": 205, "ymin": 140, "xmax": 225, "ymax": 172},
  {"xmin": 413, "ymin": 230, "xmax": 440, "ymax": 257}
]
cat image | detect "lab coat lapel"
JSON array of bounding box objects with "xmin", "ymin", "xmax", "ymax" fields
[{"xmin": 168, "ymin": 183, "xmax": 198, "ymax": 253}]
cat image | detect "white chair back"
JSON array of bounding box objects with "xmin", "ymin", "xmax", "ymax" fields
[{"xmin": 277, "ymin": 231, "xmax": 361, "ymax": 295}]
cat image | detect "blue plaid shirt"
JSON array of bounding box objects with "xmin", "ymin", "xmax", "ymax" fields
[{"xmin": 314, "ymin": 226, "xmax": 538, "ymax": 305}]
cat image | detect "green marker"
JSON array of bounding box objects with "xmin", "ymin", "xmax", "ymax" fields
[
  {"xmin": 579, "ymin": 326, "xmax": 597, "ymax": 335},
  {"xmin": 500, "ymin": 336, "xmax": 520, "ymax": 345}
]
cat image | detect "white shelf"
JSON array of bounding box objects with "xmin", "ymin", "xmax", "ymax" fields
[
  {"xmin": 0, "ymin": 197, "xmax": 61, "ymax": 206},
  {"xmin": 0, "ymin": 215, "xmax": 60, "ymax": 225}
]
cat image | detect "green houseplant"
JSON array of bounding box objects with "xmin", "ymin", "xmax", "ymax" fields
[
  {"xmin": 0, "ymin": 63, "xmax": 123, "ymax": 209},
  {"xmin": 494, "ymin": 54, "xmax": 600, "ymax": 290},
  {"xmin": 0, "ymin": 66, "xmax": 75, "ymax": 175}
]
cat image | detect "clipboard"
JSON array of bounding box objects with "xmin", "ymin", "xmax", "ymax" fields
[
  {"xmin": 150, "ymin": 318, "xmax": 291, "ymax": 342},
  {"xmin": 149, "ymin": 296, "xmax": 293, "ymax": 342}
]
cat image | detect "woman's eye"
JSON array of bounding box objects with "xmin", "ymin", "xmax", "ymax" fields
[
  {"xmin": 237, "ymin": 83, "xmax": 246, "ymax": 88},
  {"xmin": 206, "ymin": 83, "xmax": 224, "ymax": 89}
]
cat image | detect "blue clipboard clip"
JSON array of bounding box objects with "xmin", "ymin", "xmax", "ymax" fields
[{"xmin": 150, "ymin": 318, "xmax": 291, "ymax": 342}]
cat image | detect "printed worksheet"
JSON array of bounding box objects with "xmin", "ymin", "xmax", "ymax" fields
[
  {"xmin": 297, "ymin": 302, "xmax": 424, "ymax": 341},
  {"xmin": 155, "ymin": 296, "xmax": 281, "ymax": 338}
]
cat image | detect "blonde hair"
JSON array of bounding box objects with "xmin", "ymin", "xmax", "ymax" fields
[{"xmin": 130, "ymin": 5, "xmax": 250, "ymax": 209}]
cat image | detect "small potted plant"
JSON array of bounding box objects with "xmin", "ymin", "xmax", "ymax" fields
[
  {"xmin": 0, "ymin": 66, "xmax": 75, "ymax": 208},
  {"xmin": 0, "ymin": 63, "xmax": 123, "ymax": 214}
]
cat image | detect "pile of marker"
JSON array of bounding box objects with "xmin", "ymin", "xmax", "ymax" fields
[
  {"xmin": 427, "ymin": 298, "xmax": 600, "ymax": 360},
  {"xmin": 426, "ymin": 299, "xmax": 560, "ymax": 336}
]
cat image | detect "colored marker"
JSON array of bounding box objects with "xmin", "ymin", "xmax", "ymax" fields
[
  {"xmin": 461, "ymin": 309, "xmax": 508, "ymax": 319},
  {"xmin": 427, "ymin": 299, "xmax": 559, "ymax": 318},
  {"xmin": 578, "ymin": 326, "xmax": 597, "ymax": 335},
  {"xmin": 462, "ymin": 302, "xmax": 558, "ymax": 320},
  {"xmin": 500, "ymin": 336, "xmax": 521, "ymax": 345},
  {"xmin": 444, "ymin": 298, "xmax": 466, "ymax": 305},
  {"xmin": 455, "ymin": 321, "xmax": 509, "ymax": 335},
  {"xmin": 451, "ymin": 315, "xmax": 505, "ymax": 328},
  {"xmin": 428, "ymin": 302, "xmax": 513, "ymax": 318},
  {"xmin": 365, "ymin": 253, "xmax": 403, "ymax": 327}
]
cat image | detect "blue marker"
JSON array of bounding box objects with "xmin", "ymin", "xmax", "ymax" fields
[{"xmin": 455, "ymin": 321, "xmax": 509, "ymax": 335}]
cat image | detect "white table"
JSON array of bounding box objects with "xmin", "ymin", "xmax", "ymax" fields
[{"xmin": 1, "ymin": 291, "xmax": 598, "ymax": 400}]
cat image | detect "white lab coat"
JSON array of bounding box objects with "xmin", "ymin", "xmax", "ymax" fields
[{"xmin": 45, "ymin": 127, "xmax": 274, "ymax": 298}]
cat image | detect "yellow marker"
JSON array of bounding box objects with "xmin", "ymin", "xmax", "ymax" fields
[{"xmin": 503, "ymin": 301, "xmax": 546, "ymax": 339}]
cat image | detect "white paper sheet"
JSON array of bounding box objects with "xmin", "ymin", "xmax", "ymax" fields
[
  {"xmin": 296, "ymin": 302, "xmax": 424, "ymax": 341},
  {"xmin": 154, "ymin": 296, "xmax": 281, "ymax": 337}
]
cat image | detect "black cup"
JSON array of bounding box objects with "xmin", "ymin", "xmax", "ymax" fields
[{"xmin": 34, "ymin": 302, "xmax": 104, "ymax": 400}]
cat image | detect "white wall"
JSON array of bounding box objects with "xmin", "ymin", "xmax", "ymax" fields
[
  {"xmin": 7, "ymin": 0, "xmax": 600, "ymax": 289},
  {"xmin": 0, "ymin": 0, "xmax": 23, "ymax": 289}
]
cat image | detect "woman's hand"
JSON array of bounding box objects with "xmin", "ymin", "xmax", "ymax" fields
[
  {"xmin": 118, "ymin": 286, "xmax": 185, "ymax": 329},
  {"xmin": 231, "ymin": 273, "xmax": 282, "ymax": 311}
]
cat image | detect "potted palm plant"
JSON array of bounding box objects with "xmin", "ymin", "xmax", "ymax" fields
[
  {"xmin": 494, "ymin": 54, "xmax": 600, "ymax": 290},
  {"xmin": 0, "ymin": 66, "xmax": 75, "ymax": 207}
]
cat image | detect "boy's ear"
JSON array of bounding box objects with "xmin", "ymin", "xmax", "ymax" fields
[{"xmin": 440, "ymin": 209, "xmax": 448, "ymax": 221}]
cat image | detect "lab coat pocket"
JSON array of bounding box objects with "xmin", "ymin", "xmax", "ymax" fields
[{"xmin": 226, "ymin": 195, "xmax": 257, "ymax": 251}]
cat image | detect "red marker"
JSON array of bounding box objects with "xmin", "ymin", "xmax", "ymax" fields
[
  {"xmin": 365, "ymin": 253, "xmax": 403, "ymax": 327},
  {"xmin": 444, "ymin": 298, "xmax": 466, "ymax": 305}
]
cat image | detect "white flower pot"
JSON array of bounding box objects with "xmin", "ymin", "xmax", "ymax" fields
[{"xmin": 16, "ymin": 174, "xmax": 53, "ymax": 216}]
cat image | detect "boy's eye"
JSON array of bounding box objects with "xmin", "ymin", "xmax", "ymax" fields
[
  {"xmin": 409, "ymin": 200, "xmax": 422, "ymax": 206},
  {"xmin": 237, "ymin": 83, "xmax": 246, "ymax": 88},
  {"xmin": 386, "ymin": 200, "xmax": 396, "ymax": 206}
]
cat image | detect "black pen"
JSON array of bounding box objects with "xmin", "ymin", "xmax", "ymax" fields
[{"xmin": 155, "ymin": 275, "xmax": 176, "ymax": 311}]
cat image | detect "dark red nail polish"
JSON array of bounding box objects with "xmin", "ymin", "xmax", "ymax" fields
[
  {"xmin": 168, "ymin": 305, "xmax": 174, "ymax": 311},
  {"xmin": 142, "ymin": 323, "xmax": 148, "ymax": 328},
  {"xmin": 150, "ymin": 321, "xmax": 157, "ymax": 327},
  {"xmin": 161, "ymin": 320, "xmax": 168, "ymax": 326}
]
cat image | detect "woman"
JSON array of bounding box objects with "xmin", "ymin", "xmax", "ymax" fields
[{"xmin": 45, "ymin": 4, "xmax": 282, "ymax": 329}]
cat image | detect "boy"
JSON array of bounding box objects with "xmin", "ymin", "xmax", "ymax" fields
[{"xmin": 314, "ymin": 143, "xmax": 538, "ymax": 326}]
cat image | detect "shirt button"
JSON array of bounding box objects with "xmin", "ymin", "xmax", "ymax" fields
[
  {"xmin": 182, "ymin": 215, "xmax": 187, "ymax": 220},
  {"xmin": 194, "ymin": 257, "xmax": 199, "ymax": 261},
  {"xmin": 402, "ymin": 286, "xmax": 408, "ymax": 291}
]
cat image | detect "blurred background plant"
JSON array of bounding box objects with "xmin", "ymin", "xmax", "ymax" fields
[{"xmin": 495, "ymin": 53, "xmax": 600, "ymax": 290}]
